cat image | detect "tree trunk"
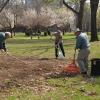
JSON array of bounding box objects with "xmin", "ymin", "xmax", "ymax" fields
[
  {"xmin": 77, "ymin": 0, "xmax": 86, "ymax": 29},
  {"xmin": 90, "ymin": 0, "xmax": 99, "ymax": 41},
  {"xmin": 63, "ymin": 0, "xmax": 86, "ymax": 30}
]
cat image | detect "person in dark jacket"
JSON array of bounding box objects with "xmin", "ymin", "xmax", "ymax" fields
[
  {"xmin": 54, "ymin": 30, "xmax": 65, "ymax": 59},
  {"xmin": 0, "ymin": 32, "xmax": 11, "ymax": 52}
]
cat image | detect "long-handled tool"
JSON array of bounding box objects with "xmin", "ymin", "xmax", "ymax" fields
[
  {"xmin": 63, "ymin": 49, "xmax": 80, "ymax": 75},
  {"xmin": 73, "ymin": 49, "xmax": 77, "ymax": 64}
]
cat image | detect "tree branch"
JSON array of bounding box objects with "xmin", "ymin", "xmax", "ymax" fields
[
  {"xmin": 63, "ymin": 0, "xmax": 79, "ymax": 15},
  {"xmin": 0, "ymin": 0, "xmax": 10, "ymax": 13}
]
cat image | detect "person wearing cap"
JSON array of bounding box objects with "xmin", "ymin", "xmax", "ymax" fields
[
  {"xmin": 74, "ymin": 28, "xmax": 90, "ymax": 76},
  {"xmin": 53, "ymin": 30, "xmax": 65, "ymax": 59},
  {"xmin": 0, "ymin": 32, "xmax": 11, "ymax": 52}
]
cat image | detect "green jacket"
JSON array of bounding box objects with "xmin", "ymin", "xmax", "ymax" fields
[{"xmin": 0, "ymin": 32, "xmax": 5, "ymax": 43}]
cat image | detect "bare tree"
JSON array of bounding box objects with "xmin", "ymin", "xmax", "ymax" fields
[
  {"xmin": 82, "ymin": 4, "xmax": 91, "ymax": 32},
  {"xmin": 54, "ymin": 8, "xmax": 75, "ymax": 32},
  {"xmin": 0, "ymin": 0, "xmax": 10, "ymax": 13},
  {"xmin": 63, "ymin": 0, "xmax": 86, "ymax": 30},
  {"xmin": 6, "ymin": 0, "xmax": 26, "ymax": 36},
  {"xmin": 0, "ymin": 9, "xmax": 14, "ymax": 36},
  {"xmin": 20, "ymin": 9, "xmax": 37, "ymax": 39},
  {"xmin": 90, "ymin": 0, "xmax": 99, "ymax": 41}
]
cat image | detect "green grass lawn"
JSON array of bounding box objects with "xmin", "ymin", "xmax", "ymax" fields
[
  {"xmin": 0, "ymin": 32, "xmax": 100, "ymax": 100},
  {"xmin": 7, "ymin": 32, "xmax": 100, "ymax": 59},
  {"xmin": 7, "ymin": 33, "xmax": 76, "ymax": 58}
]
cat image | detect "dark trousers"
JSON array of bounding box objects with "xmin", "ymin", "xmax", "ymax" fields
[
  {"xmin": 0, "ymin": 42, "xmax": 6, "ymax": 52},
  {"xmin": 55, "ymin": 42, "xmax": 65, "ymax": 58}
]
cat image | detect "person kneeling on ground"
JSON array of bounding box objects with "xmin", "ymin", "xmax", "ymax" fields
[{"xmin": 0, "ymin": 32, "xmax": 11, "ymax": 52}]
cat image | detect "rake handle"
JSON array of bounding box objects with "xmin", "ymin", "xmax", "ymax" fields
[{"xmin": 73, "ymin": 49, "xmax": 76, "ymax": 64}]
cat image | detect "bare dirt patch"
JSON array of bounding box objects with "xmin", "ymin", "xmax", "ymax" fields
[{"xmin": 0, "ymin": 54, "xmax": 67, "ymax": 91}]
